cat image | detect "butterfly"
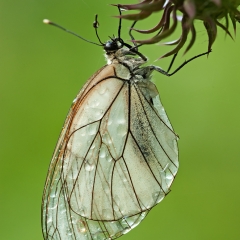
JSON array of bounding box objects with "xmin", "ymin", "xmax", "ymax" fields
[{"xmin": 42, "ymin": 9, "xmax": 210, "ymax": 240}]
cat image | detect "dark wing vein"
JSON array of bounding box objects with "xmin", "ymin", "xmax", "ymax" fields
[{"xmin": 133, "ymin": 83, "xmax": 178, "ymax": 168}]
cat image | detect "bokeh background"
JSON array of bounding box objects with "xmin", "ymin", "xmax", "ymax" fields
[{"xmin": 1, "ymin": 0, "xmax": 240, "ymax": 239}]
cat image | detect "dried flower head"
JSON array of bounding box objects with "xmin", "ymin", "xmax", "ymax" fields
[{"xmin": 115, "ymin": 0, "xmax": 240, "ymax": 58}]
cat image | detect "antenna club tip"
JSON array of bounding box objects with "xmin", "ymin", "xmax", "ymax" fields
[{"xmin": 43, "ymin": 19, "xmax": 51, "ymax": 24}]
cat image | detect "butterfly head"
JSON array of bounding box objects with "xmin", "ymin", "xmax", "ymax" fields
[{"xmin": 103, "ymin": 38, "xmax": 123, "ymax": 53}]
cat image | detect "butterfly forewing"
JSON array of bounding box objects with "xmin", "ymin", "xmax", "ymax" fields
[{"xmin": 42, "ymin": 48, "xmax": 179, "ymax": 239}]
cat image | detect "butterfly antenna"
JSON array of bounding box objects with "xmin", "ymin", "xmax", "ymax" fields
[
  {"xmin": 43, "ymin": 19, "xmax": 102, "ymax": 46},
  {"xmin": 117, "ymin": 5, "xmax": 122, "ymax": 39},
  {"xmin": 93, "ymin": 15, "xmax": 104, "ymax": 45}
]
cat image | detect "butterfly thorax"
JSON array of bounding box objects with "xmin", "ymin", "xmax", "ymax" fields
[{"xmin": 105, "ymin": 47, "xmax": 146, "ymax": 70}]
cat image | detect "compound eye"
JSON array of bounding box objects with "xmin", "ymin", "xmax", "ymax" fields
[{"xmin": 104, "ymin": 40, "xmax": 121, "ymax": 51}]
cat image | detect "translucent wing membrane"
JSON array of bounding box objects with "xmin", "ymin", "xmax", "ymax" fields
[{"xmin": 42, "ymin": 62, "xmax": 179, "ymax": 239}]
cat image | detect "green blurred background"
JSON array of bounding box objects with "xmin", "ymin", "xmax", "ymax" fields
[{"xmin": 1, "ymin": 0, "xmax": 240, "ymax": 239}]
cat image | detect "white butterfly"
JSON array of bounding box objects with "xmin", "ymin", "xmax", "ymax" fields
[{"xmin": 42, "ymin": 14, "xmax": 209, "ymax": 240}]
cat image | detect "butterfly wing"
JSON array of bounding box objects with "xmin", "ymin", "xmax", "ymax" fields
[{"xmin": 42, "ymin": 63, "xmax": 179, "ymax": 240}]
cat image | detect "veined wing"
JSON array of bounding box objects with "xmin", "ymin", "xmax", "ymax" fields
[
  {"xmin": 130, "ymin": 81, "xmax": 179, "ymax": 195},
  {"xmin": 42, "ymin": 64, "xmax": 179, "ymax": 240}
]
